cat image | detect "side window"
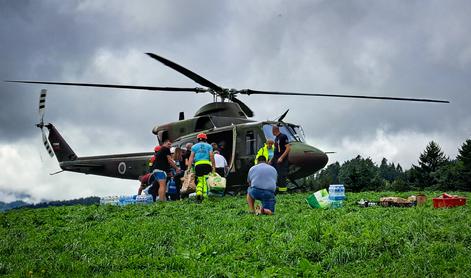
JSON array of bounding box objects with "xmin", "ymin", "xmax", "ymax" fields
[{"xmin": 245, "ymin": 131, "xmax": 256, "ymax": 155}]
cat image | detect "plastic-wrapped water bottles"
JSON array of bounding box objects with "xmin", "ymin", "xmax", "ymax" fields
[
  {"xmin": 101, "ymin": 194, "xmax": 153, "ymax": 206},
  {"xmin": 100, "ymin": 196, "xmax": 119, "ymax": 205},
  {"xmin": 118, "ymin": 195, "xmax": 137, "ymax": 206},
  {"xmin": 136, "ymin": 194, "xmax": 153, "ymax": 204},
  {"xmin": 329, "ymin": 184, "xmax": 345, "ymax": 200},
  {"xmin": 329, "ymin": 184, "xmax": 345, "ymax": 208}
]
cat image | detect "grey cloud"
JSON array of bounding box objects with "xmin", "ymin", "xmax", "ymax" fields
[{"xmin": 1, "ymin": 0, "xmax": 470, "ymax": 200}]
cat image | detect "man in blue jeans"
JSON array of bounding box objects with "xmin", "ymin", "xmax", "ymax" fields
[{"xmin": 247, "ymin": 155, "xmax": 277, "ymax": 215}]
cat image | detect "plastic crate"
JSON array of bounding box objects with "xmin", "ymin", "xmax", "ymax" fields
[{"xmin": 433, "ymin": 194, "xmax": 467, "ymax": 208}]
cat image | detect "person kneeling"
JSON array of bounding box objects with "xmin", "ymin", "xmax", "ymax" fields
[{"xmin": 246, "ymin": 155, "xmax": 277, "ymax": 215}]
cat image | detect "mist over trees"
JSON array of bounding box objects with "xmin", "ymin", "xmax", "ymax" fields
[{"xmin": 306, "ymin": 139, "xmax": 471, "ymax": 192}]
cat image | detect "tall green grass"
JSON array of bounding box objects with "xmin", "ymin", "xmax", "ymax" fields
[{"xmin": 1, "ymin": 192, "xmax": 470, "ymax": 276}]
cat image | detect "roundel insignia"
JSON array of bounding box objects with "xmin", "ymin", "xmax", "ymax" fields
[{"xmin": 118, "ymin": 162, "xmax": 126, "ymax": 175}]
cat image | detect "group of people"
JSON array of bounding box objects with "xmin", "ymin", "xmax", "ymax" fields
[
  {"xmin": 138, "ymin": 133, "xmax": 229, "ymax": 202},
  {"xmin": 138, "ymin": 140, "xmax": 188, "ymax": 202},
  {"xmin": 137, "ymin": 124, "xmax": 291, "ymax": 214}
]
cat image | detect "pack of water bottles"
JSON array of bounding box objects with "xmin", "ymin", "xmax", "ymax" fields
[
  {"xmin": 99, "ymin": 196, "xmax": 120, "ymax": 205},
  {"xmin": 118, "ymin": 195, "xmax": 137, "ymax": 206},
  {"xmin": 328, "ymin": 184, "xmax": 346, "ymax": 208},
  {"xmin": 100, "ymin": 194, "xmax": 153, "ymax": 206},
  {"xmin": 135, "ymin": 194, "xmax": 153, "ymax": 204}
]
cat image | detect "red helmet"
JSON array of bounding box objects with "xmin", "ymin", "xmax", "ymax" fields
[
  {"xmin": 197, "ymin": 133, "xmax": 207, "ymax": 140},
  {"xmin": 154, "ymin": 145, "xmax": 161, "ymax": 152}
]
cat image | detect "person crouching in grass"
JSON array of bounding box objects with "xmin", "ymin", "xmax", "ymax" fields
[{"xmin": 247, "ymin": 155, "xmax": 277, "ymax": 215}]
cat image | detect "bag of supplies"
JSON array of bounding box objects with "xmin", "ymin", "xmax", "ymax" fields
[
  {"xmin": 207, "ymin": 172, "xmax": 226, "ymax": 192},
  {"xmin": 181, "ymin": 170, "xmax": 196, "ymax": 194},
  {"xmin": 306, "ymin": 189, "xmax": 330, "ymax": 209}
]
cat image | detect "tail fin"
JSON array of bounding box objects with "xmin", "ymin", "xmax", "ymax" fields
[{"xmin": 46, "ymin": 124, "xmax": 77, "ymax": 162}]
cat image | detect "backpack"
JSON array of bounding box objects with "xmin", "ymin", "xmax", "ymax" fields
[{"xmin": 166, "ymin": 177, "xmax": 177, "ymax": 194}]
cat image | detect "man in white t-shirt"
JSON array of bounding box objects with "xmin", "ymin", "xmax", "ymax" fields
[{"xmin": 214, "ymin": 150, "xmax": 228, "ymax": 177}]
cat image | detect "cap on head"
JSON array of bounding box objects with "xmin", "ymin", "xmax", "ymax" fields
[
  {"xmin": 139, "ymin": 173, "xmax": 150, "ymax": 183},
  {"xmin": 197, "ymin": 133, "xmax": 207, "ymax": 140}
]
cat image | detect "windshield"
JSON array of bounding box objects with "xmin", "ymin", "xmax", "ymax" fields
[
  {"xmin": 262, "ymin": 124, "xmax": 303, "ymax": 142},
  {"xmin": 290, "ymin": 125, "xmax": 306, "ymax": 142}
]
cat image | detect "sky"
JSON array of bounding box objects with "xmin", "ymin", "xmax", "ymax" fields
[{"xmin": 1, "ymin": 0, "xmax": 470, "ymax": 203}]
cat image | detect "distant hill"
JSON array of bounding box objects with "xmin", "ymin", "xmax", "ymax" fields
[
  {"xmin": 1, "ymin": 196, "xmax": 100, "ymax": 211},
  {"xmin": 0, "ymin": 200, "xmax": 30, "ymax": 211},
  {"xmin": 21, "ymin": 196, "xmax": 101, "ymax": 209}
]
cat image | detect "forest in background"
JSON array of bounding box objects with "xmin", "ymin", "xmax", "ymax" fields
[
  {"xmin": 305, "ymin": 139, "xmax": 471, "ymax": 192},
  {"xmin": 2, "ymin": 139, "xmax": 470, "ymax": 211}
]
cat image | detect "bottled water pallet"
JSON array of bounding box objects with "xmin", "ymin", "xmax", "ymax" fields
[{"xmin": 100, "ymin": 195, "xmax": 153, "ymax": 206}]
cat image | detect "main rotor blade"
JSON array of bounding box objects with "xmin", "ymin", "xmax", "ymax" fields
[
  {"xmin": 277, "ymin": 109, "xmax": 289, "ymax": 122},
  {"xmin": 241, "ymin": 89, "xmax": 450, "ymax": 103},
  {"xmin": 231, "ymin": 96, "xmax": 254, "ymax": 117},
  {"xmin": 146, "ymin": 53, "xmax": 223, "ymax": 92},
  {"xmin": 5, "ymin": 80, "xmax": 208, "ymax": 93}
]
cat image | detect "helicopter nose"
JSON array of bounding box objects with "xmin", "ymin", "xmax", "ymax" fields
[{"xmin": 288, "ymin": 142, "xmax": 329, "ymax": 179}]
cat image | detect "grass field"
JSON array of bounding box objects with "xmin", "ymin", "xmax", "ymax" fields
[{"xmin": 1, "ymin": 192, "xmax": 470, "ymax": 277}]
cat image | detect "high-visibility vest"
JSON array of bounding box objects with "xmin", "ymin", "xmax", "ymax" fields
[
  {"xmin": 254, "ymin": 144, "xmax": 275, "ymax": 164},
  {"xmin": 278, "ymin": 186, "xmax": 288, "ymax": 192},
  {"xmin": 195, "ymin": 160, "xmax": 211, "ymax": 166}
]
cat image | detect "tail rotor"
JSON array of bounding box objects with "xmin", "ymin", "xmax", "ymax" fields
[{"xmin": 37, "ymin": 89, "xmax": 54, "ymax": 158}]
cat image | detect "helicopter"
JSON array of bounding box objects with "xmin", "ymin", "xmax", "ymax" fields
[{"xmin": 7, "ymin": 53, "xmax": 449, "ymax": 191}]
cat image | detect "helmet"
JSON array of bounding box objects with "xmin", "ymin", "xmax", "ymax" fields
[
  {"xmin": 154, "ymin": 145, "xmax": 161, "ymax": 152},
  {"xmin": 197, "ymin": 133, "xmax": 207, "ymax": 140}
]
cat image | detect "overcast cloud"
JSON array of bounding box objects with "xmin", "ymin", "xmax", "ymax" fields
[{"xmin": 1, "ymin": 0, "xmax": 470, "ymax": 202}]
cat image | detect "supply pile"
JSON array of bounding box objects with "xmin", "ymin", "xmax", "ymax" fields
[
  {"xmin": 358, "ymin": 195, "xmax": 418, "ymax": 207},
  {"xmin": 306, "ymin": 184, "xmax": 346, "ymax": 209},
  {"xmin": 100, "ymin": 195, "xmax": 153, "ymax": 206}
]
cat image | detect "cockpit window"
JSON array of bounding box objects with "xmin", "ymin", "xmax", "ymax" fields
[
  {"xmin": 289, "ymin": 125, "xmax": 306, "ymax": 142},
  {"xmin": 262, "ymin": 124, "xmax": 304, "ymax": 142}
]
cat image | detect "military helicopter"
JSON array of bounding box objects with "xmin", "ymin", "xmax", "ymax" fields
[{"xmin": 7, "ymin": 53, "xmax": 449, "ymax": 190}]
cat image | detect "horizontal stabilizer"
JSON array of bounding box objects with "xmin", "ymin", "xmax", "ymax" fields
[{"xmin": 67, "ymin": 163, "xmax": 104, "ymax": 168}]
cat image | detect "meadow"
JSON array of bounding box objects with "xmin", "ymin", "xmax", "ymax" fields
[{"xmin": 1, "ymin": 192, "xmax": 470, "ymax": 277}]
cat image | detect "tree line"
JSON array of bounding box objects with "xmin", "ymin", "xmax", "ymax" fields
[{"xmin": 304, "ymin": 139, "xmax": 471, "ymax": 192}]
